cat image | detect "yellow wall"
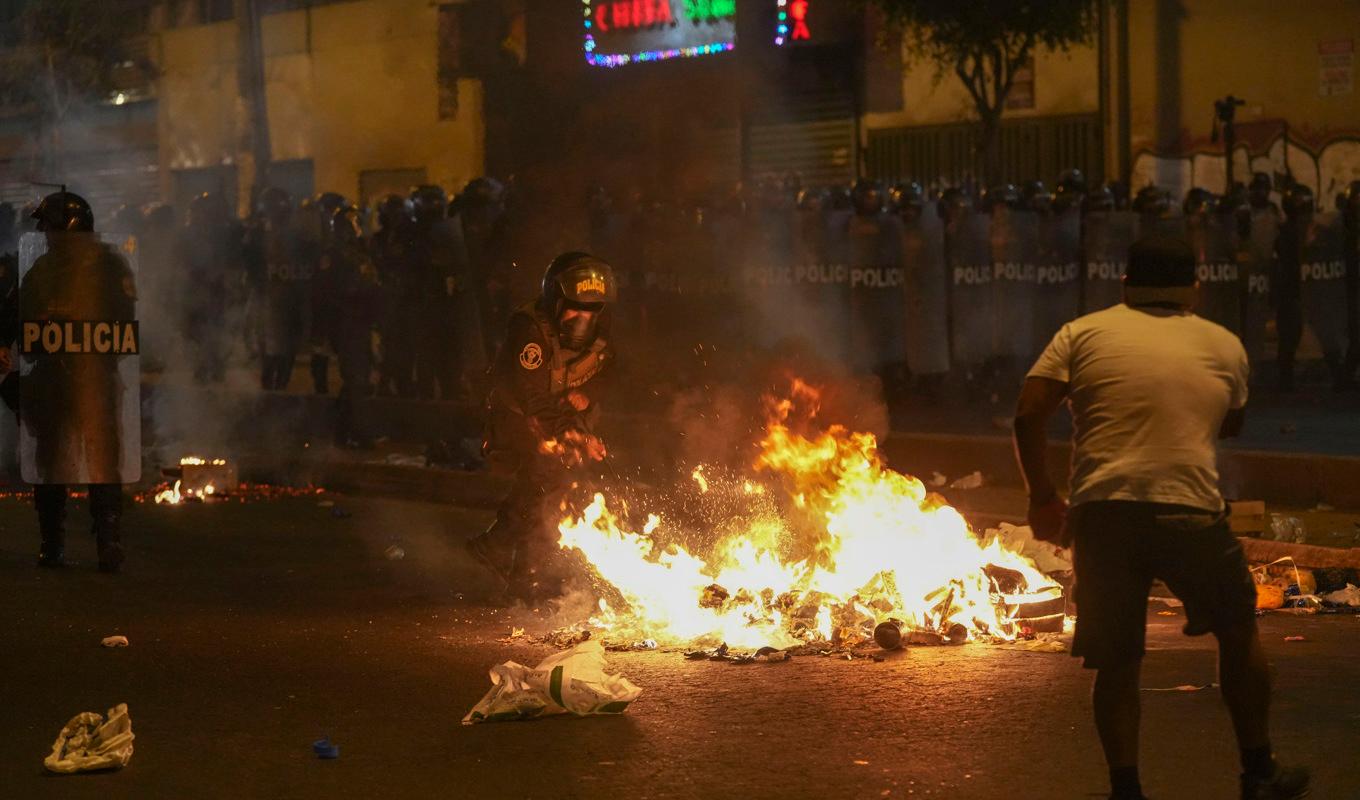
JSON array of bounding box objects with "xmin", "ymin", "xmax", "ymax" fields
[
  {"xmin": 863, "ymin": 41, "xmax": 1100, "ymax": 131},
  {"xmin": 1125, "ymin": 0, "xmax": 1360, "ymax": 199},
  {"xmin": 156, "ymin": 0, "xmax": 484, "ymax": 208}
]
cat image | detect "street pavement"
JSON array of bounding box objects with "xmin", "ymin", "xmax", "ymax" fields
[{"xmin": 1, "ymin": 493, "xmax": 1357, "ymax": 799}]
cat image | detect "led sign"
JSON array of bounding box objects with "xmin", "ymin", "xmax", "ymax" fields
[{"xmin": 583, "ymin": 0, "xmax": 737, "ymax": 67}]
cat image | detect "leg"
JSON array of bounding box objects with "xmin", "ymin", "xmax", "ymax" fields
[
  {"xmin": 1216, "ymin": 622, "xmax": 1271, "ymax": 751},
  {"xmin": 1093, "ymin": 660, "xmax": 1144, "ymax": 795},
  {"xmin": 33, "ymin": 483, "xmax": 68, "ymax": 566},
  {"xmin": 1276, "ymin": 301, "xmax": 1302, "ymax": 392},
  {"xmin": 89, "ymin": 483, "xmax": 124, "ymax": 573}
]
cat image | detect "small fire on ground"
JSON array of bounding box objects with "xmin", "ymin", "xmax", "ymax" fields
[
  {"xmin": 143, "ymin": 456, "xmax": 324, "ymax": 505},
  {"xmin": 556, "ymin": 381, "xmax": 1067, "ymax": 652}
]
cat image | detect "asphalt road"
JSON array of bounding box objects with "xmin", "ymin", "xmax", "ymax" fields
[{"xmin": 1, "ymin": 493, "xmax": 1356, "ymax": 799}]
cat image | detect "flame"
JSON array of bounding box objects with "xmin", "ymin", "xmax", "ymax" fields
[
  {"xmin": 154, "ymin": 480, "xmax": 183, "ymax": 505},
  {"xmin": 691, "ymin": 466, "xmax": 709, "ymax": 494},
  {"xmin": 180, "ymin": 456, "xmax": 227, "ymax": 466},
  {"xmin": 557, "ymin": 383, "xmax": 1059, "ymax": 649}
]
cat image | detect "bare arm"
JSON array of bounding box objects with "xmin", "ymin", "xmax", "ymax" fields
[{"xmin": 1012, "ymin": 377, "xmax": 1070, "ymax": 502}]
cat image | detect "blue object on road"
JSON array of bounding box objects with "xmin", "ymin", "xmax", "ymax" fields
[{"xmin": 312, "ymin": 737, "xmax": 340, "ymax": 759}]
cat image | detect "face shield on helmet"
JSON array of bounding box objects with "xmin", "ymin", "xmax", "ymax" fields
[{"xmin": 541, "ymin": 252, "xmax": 617, "ymax": 351}]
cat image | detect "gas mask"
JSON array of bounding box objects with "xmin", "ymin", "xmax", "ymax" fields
[{"xmin": 557, "ymin": 305, "xmax": 601, "ymax": 351}]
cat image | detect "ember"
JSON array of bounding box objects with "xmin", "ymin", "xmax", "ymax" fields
[{"xmin": 557, "ymin": 382, "xmax": 1063, "ymax": 650}]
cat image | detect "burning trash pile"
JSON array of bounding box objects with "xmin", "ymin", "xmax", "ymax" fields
[
  {"xmin": 552, "ymin": 381, "xmax": 1069, "ymax": 656},
  {"xmin": 138, "ymin": 457, "xmax": 325, "ymax": 505}
]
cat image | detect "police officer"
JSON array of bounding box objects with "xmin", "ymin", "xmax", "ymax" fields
[
  {"xmin": 408, "ymin": 184, "xmax": 470, "ymax": 400},
  {"xmin": 1274, "ymin": 184, "xmax": 1313, "ymax": 392},
  {"xmin": 369, "ymin": 194, "xmax": 415, "ymax": 396},
  {"xmin": 244, "ymin": 187, "xmax": 317, "ymax": 390},
  {"xmin": 326, "ymin": 206, "xmax": 381, "ymax": 447},
  {"xmin": 18, "ymin": 192, "xmax": 133, "ymax": 571},
  {"xmin": 1053, "ymin": 169, "xmax": 1087, "ymax": 214},
  {"xmin": 469, "ymin": 252, "xmax": 616, "ymax": 602},
  {"xmin": 456, "ymin": 177, "xmax": 510, "ymax": 364},
  {"xmin": 1342, "ymin": 181, "xmax": 1360, "ymax": 388},
  {"xmin": 307, "ymin": 192, "xmax": 349, "ymax": 395},
  {"xmin": 175, "ymin": 192, "xmax": 238, "ymax": 383},
  {"xmin": 890, "ymin": 181, "xmax": 949, "ymax": 398}
]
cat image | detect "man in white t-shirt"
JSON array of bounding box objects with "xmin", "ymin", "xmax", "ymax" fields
[{"xmin": 1013, "ymin": 236, "xmax": 1309, "ymax": 800}]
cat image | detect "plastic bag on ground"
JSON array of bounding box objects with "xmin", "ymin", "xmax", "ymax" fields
[
  {"xmin": 44, "ymin": 703, "xmax": 134, "ymax": 774},
  {"xmin": 1321, "ymin": 583, "xmax": 1360, "ymax": 606},
  {"xmin": 462, "ymin": 639, "xmax": 642, "ymax": 725},
  {"xmin": 987, "ymin": 523, "xmax": 1073, "ymax": 573}
]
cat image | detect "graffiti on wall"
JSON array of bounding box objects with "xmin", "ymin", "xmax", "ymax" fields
[{"xmin": 1132, "ymin": 131, "xmax": 1360, "ymax": 207}]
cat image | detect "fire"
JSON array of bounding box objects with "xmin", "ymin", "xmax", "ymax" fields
[
  {"xmin": 154, "ymin": 481, "xmax": 183, "ymax": 505},
  {"xmin": 180, "ymin": 456, "xmax": 227, "ymax": 466},
  {"xmin": 557, "ymin": 383, "xmax": 1059, "ymax": 649}
]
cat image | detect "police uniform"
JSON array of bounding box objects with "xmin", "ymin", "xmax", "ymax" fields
[{"xmin": 470, "ymin": 252, "xmax": 616, "ymax": 601}]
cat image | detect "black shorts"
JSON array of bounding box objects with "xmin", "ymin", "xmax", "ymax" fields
[{"xmin": 1069, "ymin": 500, "xmax": 1258, "ymax": 670}]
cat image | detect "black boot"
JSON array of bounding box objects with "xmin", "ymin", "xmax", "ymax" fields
[
  {"xmin": 90, "ymin": 485, "xmax": 124, "ymax": 574},
  {"xmin": 34, "ymin": 484, "xmax": 67, "ymax": 568}
]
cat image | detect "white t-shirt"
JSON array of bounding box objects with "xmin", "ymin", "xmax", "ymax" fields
[{"xmin": 1027, "ymin": 303, "xmax": 1249, "ymax": 512}]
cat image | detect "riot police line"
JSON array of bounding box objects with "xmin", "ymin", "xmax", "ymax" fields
[{"xmin": 585, "ymin": 174, "xmax": 1360, "ymax": 393}]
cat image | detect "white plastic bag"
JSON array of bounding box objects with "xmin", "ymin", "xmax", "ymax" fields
[
  {"xmin": 44, "ymin": 703, "xmax": 135, "ymax": 774},
  {"xmin": 462, "ymin": 639, "xmax": 642, "ymax": 725}
]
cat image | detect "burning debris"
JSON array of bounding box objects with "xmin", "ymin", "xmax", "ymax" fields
[
  {"xmin": 553, "ymin": 382, "xmax": 1068, "ymax": 653},
  {"xmin": 138, "ymin": 456, "xmax": 325, "ymax": 505}
]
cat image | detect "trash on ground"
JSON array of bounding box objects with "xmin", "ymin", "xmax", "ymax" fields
[
  {"xmin": 317, "ymin": 500, "xmax": 335, "ymax": 508},
  {"xmin": 312, "ymin": 737, "xmax": 340, "ymax": 759},
  {"xmin": 100, "ymin": 635, "xmax": 128, "ymax": 648},
  {"xmin": 949, "ymin": 470, "xmax": 985, "ymax": 490},
  {"xmin": 929, "ymin": 472, "xmax": 947, "ymax": 488},
  {"xmin": 732, "ymin": 646, "xmax": 790, "ymax": 665},
  {"xmin": 1142, "ymin": 683, "xmax": 1216, "ymax": 692},
  {"xmin": 1268, "ymin": 515, "xmax": 1307, "ymax": 544},
  {"xmin": 1315, "ymin": 503, "xmax": 1335, "ymax": 512},
  {"xmin": 380, "ymin": 453, "xmax": 427, "ymax": 468},
  {"xmin": 631, "ymin": 639, "xmax": 658, "ymax": 650},
  {"xmin": 1255, "ymin": 583, "xmax": 1286, "ymax": 610},
  {"xmin": 462, "ymin": 639, "xmax": 642, "ymax": 725},
  {"xmin": 986, "ymin": 523, "xmax": 1073, "ymax": 573},
  {"xmin": 1283, "ymin": 635, "xmax": 1307, "ymax": 642},
  {"xmin": 44, "ymin": 703, "xmax": 134, "ymax": 774},
  {"xmin": 383, "ymin": 545, "xmax": 405, "ymax": 561},
  {"xmin": 1321, "ymin": 583, "xmax": 1360, "ymax": 607}
]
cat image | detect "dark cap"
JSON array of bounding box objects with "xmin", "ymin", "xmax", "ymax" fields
[{"xmin": 1125, "ymin": 235, "xmax": 1195, "ymax": 287}]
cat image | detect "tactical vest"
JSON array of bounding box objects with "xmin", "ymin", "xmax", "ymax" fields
[{"xmin": 515, "ymin": 302, "xmax": 609, "ymax": 398}]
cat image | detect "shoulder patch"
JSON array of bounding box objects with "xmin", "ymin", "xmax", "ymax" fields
[{"xmin": 518, "ymin": 342, "xmax": 543, "ymax": 370}]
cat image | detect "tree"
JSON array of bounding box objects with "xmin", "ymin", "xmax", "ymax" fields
[
  {"xmin": 0, "ymin": 0, "xmax": 157, "ymax": 169},
  {"xmin": 866, "ymin": 0, "xmax": 1097, "ymax": 184}
]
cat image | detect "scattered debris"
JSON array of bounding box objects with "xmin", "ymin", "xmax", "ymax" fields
[
  {"xmin": 1283, "ymin": 635, "xmax": 1307, "ymax": 642},
  {"xmin": 100, "ymin": 635, "xmax": 128, "ymax": 648},
  {"xmin": 631, "ymin": 639, "xmax": 658, "ymax": 650},
  {"xmin": 732, "ymin": 647, "xmax": 790, "ymax": 665},
  {"xmin": 462, "ymin": 639, "xmax": 642, "ymax": 725},
  {"xmin": 44, "ymin": 703, "xmax": 134, "ymax": 774},
  {"xmin": 929, "ymin": 472, "xmax": 947, "ymax": 488},
  {"xmin": 1268, "ymin": 515, "xmax": 1307, "ymax": 544},
  {"xmin": 312, "ymin": 737, "xmax": 340, "ymax": 759},
  {"xmin": 1321, "ymin": 584, "xmax": 1360, "ymax": 607},
  {"xmin": 384, "ymin": 545, "xmax": 405, "ymax": 561},
  {"xmin": 949, "ymin": 470, "xmax": 985, "ymax": 490},
  {"xmin": 1142, "ymin": 683, "xmax": 1216, "ymax": 692}
]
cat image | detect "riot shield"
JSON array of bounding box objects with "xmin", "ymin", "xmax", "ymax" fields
[
  {"xmin": 743, "ymin": 207, "xmax": 806, "ymax": 350},
  {"xmin": 1081, "ymin": 210, "xmax": 1137, "ymax": 312},
  {"xmin": 900, "ymin": 206, "xmax": 950, "ymax": 376},
  {"xmin": 17, "ymin": 231, "xmax": 140, "ymax": 485},
  {"xmin": 1187, "ymin": 215, "xmax": 1242, "ymax": 333},
  {"xmin": 1034, "ymin": 207, "xmax": 1082, "ymax": 347},
  {"xmin": 989, "ymin": 207, "xmax": 1038, "ymax": 361},
  {"xmin": 847, "ymin": 213, "xmax": 906, "ymax": 373},
  {"xmin": 948, "ymin": 211, "xmax": 995, "ymax": 369},
  {"xmin": 1301, "ymin": 212, "xmax": 1348, "ymax": 357},
  {"xmin": 821, "ymin": 206, "xmax": 854, "ymax": 364},
  {"xmin": 1139, "ymin": 212, "xmax": 1184, "ymax": 240},
  {"xmin": 1241, "ymin": 208, "xmax": 1281, "ymax": 365}
]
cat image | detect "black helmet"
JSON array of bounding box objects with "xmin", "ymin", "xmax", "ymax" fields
[
  {"xmin": 256, "ymin": 186, "xmax": 293, "ymax": 223},
  {"xmin": 142, "ymin": 201, "xmax": 175, "ymax": 230},
  {"xmin": 1183, "ymin": 187, "xmax": 1216, "ymax": 216},
  {"xmin": 1218, "ymin": 182, "xmax": 1248, "ymax": 215},
  {"xmin": 540, "ymin": 251, "xmax": 617, "ymax": 350},
  {"xmin": 1132, "ymin": 185, "xmax": 1170, "ymax": 216},
  {"xmin": 107, "ymin": 203, "xmax": 142, "ymax": 235},
  {"xmin": 32, "ymin": 191, "xmax": 94, "ymax": 233},
  {"xmin": 1282, "ymin": 184, "xmax": 1314, "ymax": 218},
  {"xmin": 980, "ymin": 183, "xmax": 1021, "ymax": 212},
  {"xmin": 187, "ymin": 192, "xmax": 229, "ymax": 228},
  {"xmin": 376, "ymin": 194, "xmax": 411, "ymax": 230},
  {"xmin": 850, "ymin": 179, "xmax": 885, "ymax": 216},
  {"xmin": 314, "ymin": 191, "xmax": 347, "ymax": 218},
  {"xmin": 410, "ymin": 184, "xmax": 447, "ymax": 223},
  {"xmin": 1053, "ymin": 170, "xmax": 1087, "ymax": 212},
  {"xmin": 887, "ymin": 182, "xmax": 925, "ymax": 216},
  {"xmin": 331, "ymin": 205, "xmax": 363, "ymax": 245},
  {"xmin": 1021, "ymin": 180, "xmax": 1052, "ymax": 213},
  {"xmin": 461, "ymin": 177, "xmax": 505, "ymax": 209},
  {"xmin": 1082, "ymin": 184, "xmax": 1115, "ymax": 213}
]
